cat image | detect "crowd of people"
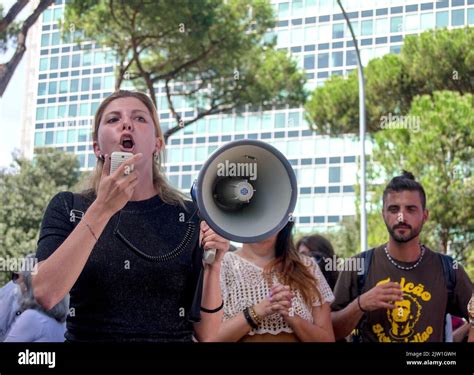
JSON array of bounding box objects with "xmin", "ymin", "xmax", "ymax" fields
[{"xmin": 0, "ymin": 90, "xmax": 472, "ymax": 343}]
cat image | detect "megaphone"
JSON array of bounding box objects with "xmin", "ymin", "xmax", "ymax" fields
[{"xmin": 191, "ymin": 139, "xmax": 298, "ymax": 263}]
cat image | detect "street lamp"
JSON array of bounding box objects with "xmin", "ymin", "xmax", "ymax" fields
[{"xmin": 336, "ymin": 0, "xmax": 367, "ymax": 253}]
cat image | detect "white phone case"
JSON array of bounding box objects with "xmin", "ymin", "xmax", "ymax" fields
[{"xmin": 110, "ymin": 152, "xmax": 134, "ymax": 174}]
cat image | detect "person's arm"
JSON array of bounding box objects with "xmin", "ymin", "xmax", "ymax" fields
[
  {"xmin": 213, "ymin": 295, "xmax": 278, "ymax": 342},
  {"xmin": 468, "ymin": 325, "xmax": 474, "ymax": 343},
  {"xmin": 331, "ymin": 298, "xmax": 365, "ymax": 340},
  {"xmin": 33, "ymin": 154, "xmax": 141, "ymax": 310},
  {"xmin": 193, "ymin": 221, "xmax": 229, "ymax": 342},
  {"xmin": 331, "ymin": 281, "xmax": 403, "ymax": 340},
  {"xmin": 452, "ymin": 321, "xmax": 470, "ymax": 342},
  {"xmin": 284, "ymin": 302, "xmax": 335, "ymax": 342}
]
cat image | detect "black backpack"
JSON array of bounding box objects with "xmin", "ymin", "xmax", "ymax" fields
[{"xmin": 353, "ymin": 247, "xmax": 456, "ymax": 342}]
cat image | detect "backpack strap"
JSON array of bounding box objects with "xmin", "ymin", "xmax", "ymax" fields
[
  {"xmin": 438, "ymin": 253, "xmax": 456, "ymax": 314},
  {"xmin": 357, "ymin": 248, "xmax": 375, "ymax": 295},
  {"xmin": 353, "ymin": 248, "xmax": 375, "ymax": 342}
]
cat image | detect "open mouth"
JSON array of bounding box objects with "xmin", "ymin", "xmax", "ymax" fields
[{"xmin": 120, "ymin": 134, "xmax": 135, "ymax": 151}]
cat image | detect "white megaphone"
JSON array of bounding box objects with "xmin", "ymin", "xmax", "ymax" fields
[{"xmin": 190, "ymin": 139, "xmax": 298, "ymax": 264}]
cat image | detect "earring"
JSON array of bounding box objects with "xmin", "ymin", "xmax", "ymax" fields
[{"xmin": 153, "ymin": 152, "xmax": 159, "ymax": 162}]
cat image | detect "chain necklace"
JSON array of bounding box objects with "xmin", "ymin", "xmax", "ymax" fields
[{"xmin": 384, "ymin": 244, "xmax": 425, "ymax": 271}]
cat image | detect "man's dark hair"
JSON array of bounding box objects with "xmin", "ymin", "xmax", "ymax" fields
[{"xmin": 382, "ymin": 170, "xmax": 426, "ymax": 209}]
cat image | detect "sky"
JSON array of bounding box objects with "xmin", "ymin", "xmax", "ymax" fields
[{"xmin": 0, "ymin": 0, "xmax": 29, "ymax": 169}]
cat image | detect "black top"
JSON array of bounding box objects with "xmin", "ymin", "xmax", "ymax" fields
[{"xmin": 36, "ymin": 191, "xmax": 203, "ymax": 342}]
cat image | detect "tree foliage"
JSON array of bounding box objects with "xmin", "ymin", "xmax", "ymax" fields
[
  {"xmin": 0, "ymin": 149, "xmax": 80, "ymax": 286},
  {"xmin": 305, "ymin": 28, "xmax": 474, "ymax": 135},
  {"xmin": 64, "ymin": 0, "xmax": 307, "ymax": 140}
]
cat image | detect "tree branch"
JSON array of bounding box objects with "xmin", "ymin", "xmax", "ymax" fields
[
  {"xmin": 0, "ymin": 0, "xmax": 29, "ymax": 34},
  {"xmin": 164, "ymin": 79, "xmax": 182, "ymax": 130},
  {"xmin": 130, "ymin": 9, "xmax": 156, "ymax": 106},
  {"xmin": 163, "ymin": 100, "xmax": 236, "ymax": 142},
  {"xmin": 0, "ymin": 0, "xmax": 55, "ymax": 96},
  {"xmin": 151, "ymin": 37, "xmax": 225, "ymax": 83}
]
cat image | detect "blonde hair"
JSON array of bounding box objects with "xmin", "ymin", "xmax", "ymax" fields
[{"xmin": 84, "ymin": 90, "xmax": 186, "ymax": 207}]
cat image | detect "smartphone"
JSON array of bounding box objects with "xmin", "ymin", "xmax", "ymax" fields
[{"xmin": 110, "ymin": 151, "xmax": 134, "ymax": 175}]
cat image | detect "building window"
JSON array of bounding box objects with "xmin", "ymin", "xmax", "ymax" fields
[
  {"xmin": 88, "ymin": 153, "xmax": 96, "ymax": 168},
  {"xmin": 71, "ymin": 54, "xmax": 81, "ymax": 68},
  {"xmin": 390, "ymin": 16, "xmax": 403, "ymax": 33},
  {"xmin": 56, "ymin": 130, "xmax": 65, "ymax": 144},
  {"xmin": 81, "ymin": 77, "xmax": 90, "ymax": 91},
  {"xmin": 331, "ymin": 51, "xmax": 343, "ymax": 67},
  {"xmin": 48, "ymin": 81, "xmax": 57, "ymax": 95},
  {"xmin": 59, "ymin": 80, "xmax": 68, "ymax": 94},
  {"xmin": 304, "ymin": 55, "xmax": 315, "ymax": 70},
  {"xmin": 38, "ymin": 82, "xmax": 47, "ymax": 96},
  {"xmin": 39, "ymin": 58, "xmax": 48, "ymax": 71},
  {"xmin": 361, "ymin": 20, "xmax": 373, "ymax": 36},
  {"xmin": 41, "ymin": 34, "xmax": 50, "ymax": 47},
  {"xmin": 346, "ymin": 50, "xmax": 357, "ymax": 66},
  {"xmin": 180, "ymin": 174, "xmax": 191, "ymax": 189},
  {"xmin": 70, "ymin": 79, "xmax": 79, "ymax": 93},
  {"xmin": 68, "ymin": 104, "xmax": 77, "ymax": 117},
  {"xmin": 92, "ymin": 77, "xmax": 101, "ymax": 90},
  {"xmin": 375, "ymin": 18, "xmax": 389, "ymax": 35},
  {"xmin": 436, "ymin": 11, "xmax": 449, "ymax": 27},
  {"xmin": 67, "ymin": 129, "xmax": 76, "ymax": 143},
  {"xmin": 51, "ymin": 32, "xmax": 60, "ymax": 46},
  {"xmin": 405, "ymin": 14, "xmax": 419, "ymax": 31},
  {"xmin": 329, "ymin": 166, "xmax": 341, "ymax": 183},
  {"xmin": 452, "ymin": 9, "xmax": 465, "ymax": 26},
  {"xmin": 469, "ymin": 8, "xmax": 474, "ymax": 25},
  {"xmin": 34, "ymin": 132, "xmax": 44, "ymax": 146},
  {"xmin": 288, "ymin": 112, "xmax": 300, "ymax": 127},
  {"xmin": 421, "ymin": 12, "xmax": 435, "ymax": 30},
  {"xmin": 332, "ymin": 23, "xmax": 344, "ymax": 39},
  {"xmin": 318, "ymin": 53, "xmax": 329, "ymax": 69},
  {"xmin": 275, "ymin": 113, "xmax": 286, "ymax": 128},
  {"xmin": 79, "ymin": 103, "xmax": 89, "ymax": 117},
  {"xmin": 45, "ymin": 131, "xmax": 54, "ymax": 145},
  {"xmin": 278, "ymin": 2, "xmax": 289, "ymax": 19}
]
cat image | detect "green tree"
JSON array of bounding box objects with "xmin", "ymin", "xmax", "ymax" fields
[
  {"xmin": 302, "ymin": 92, "xmax": 474, "ymax": 280},
  {"xmin": 305, "ymin": 28, "xmax": 474, "ymax": 135},
  {"xmin": 368, "ymin": 91, "xmax": 473, "ymax": 274},
  {"xmin": 0, "ymin": 148, "xmax": 80, "ymax": 286},
  {"xmin": 64, "ymin": 0, "xmax": 307, "ymax": 141}
]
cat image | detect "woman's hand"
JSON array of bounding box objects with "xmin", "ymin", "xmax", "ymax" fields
[
  {"xmin": 268, "ymin": 284, "xmax": 295, "ymax": 320},
  {"xmin": 199, "ymin": 221, "xmax": 230, "ymax": 264},
  {"xmin": 253, "ymin": 284, "xmax": 295, "ymax": 319},
  {"xmin": 94, "ymin": 153, "xmax": 143, "ymax": 215}
]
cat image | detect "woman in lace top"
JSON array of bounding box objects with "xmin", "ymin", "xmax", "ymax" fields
[{"xmin": 215, "ymin": 221, "xmax": 335, "ymax": 342}]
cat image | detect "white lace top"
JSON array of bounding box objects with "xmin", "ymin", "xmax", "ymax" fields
[{"xmin": 220, "ymin": 251, "xmax": 335, "ymax": 336}]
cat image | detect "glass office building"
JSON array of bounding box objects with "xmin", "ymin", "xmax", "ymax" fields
[{"xmin": 23, "ymin": 0, "xmax": 474, "ymax": 233}]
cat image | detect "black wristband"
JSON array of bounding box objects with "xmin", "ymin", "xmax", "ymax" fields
[
  {"xmin": 200, "ymin": 300, "xmax": 224, "ymax": 314},
  {"xmin": 357, "ymin": 295, "xmax": 367, "ymax": 313},
  {"xmin": 243, "ymin": 307, "xmax": 258, "ymax": 329}
]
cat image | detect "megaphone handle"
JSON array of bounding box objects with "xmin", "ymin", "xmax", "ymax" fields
[{"xmin": 203, "ymin": 248, "xmax": 217, "ymax": 264}]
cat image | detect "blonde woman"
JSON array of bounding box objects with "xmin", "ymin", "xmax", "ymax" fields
[
  {"xmin": 216, "ymin": 221, "xmax": 335, "ymax": 342},
  {"xmin": 32, "ymin": 90, "xmax": 229, "ymax": 342}
]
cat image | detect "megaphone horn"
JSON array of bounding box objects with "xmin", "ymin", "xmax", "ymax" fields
[{"xmin": 191, "ymin": 139, "xmax": 298, "ymax": 263}]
